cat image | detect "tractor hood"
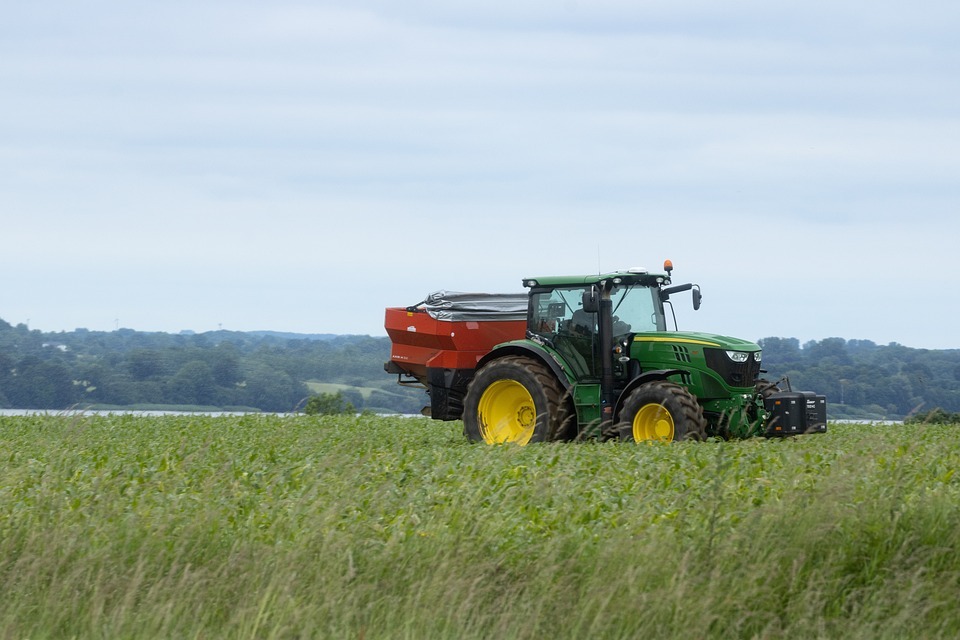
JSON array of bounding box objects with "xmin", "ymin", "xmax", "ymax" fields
[
  {"xmin": 630, "ymin": 331, "xmax": 763, "ymax": 391},
  {"xmin": 631, "ymin": 331, "xmax": 761, "ymax": 352}
]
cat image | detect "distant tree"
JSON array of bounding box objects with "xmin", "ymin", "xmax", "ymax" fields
[
  {"xmin": 0, "ymin": 351, "xmax": 11, "ymax": 407},
  {"xmin": 0, "ymin": 350, "xmax": 13, "ymax": 382},
  {"xmin": 6, "ymin": 357, "xmax": 79, "ymax": 409},
  {"xmin": 96, "ymin": 376, "xmax": 138, "ymax": 406},
  {"xmin": 207, "ymin": 343, "xmax": 242, "ymax": 386},
  {"xmin": 905, "ymin": 408, "xmax": 960, "ymax": 425},
  {"xmin": 133, "ymin": 380, "xmax": 165, "ymax": 405},
  {"xmin": 846, "ymin": 339, "xmax": 878, "ymax": 354},
  {"xmin": 340, "ymin": 388, "xmax": 365, "ymax": 411},
  {"xmin": 127, "ymin": 349, "xmax": 166, "ymax": 381},
  {"xmin": 758, "ymin": 337, "xmax": 802, "ymax": 371},
  {"xmin": 803, "ymin": 337, "xmax": 852, "ymax": 366},
  {"xmin": 240, "ymin": 362, "xmax": 308, "ymax": 412},
  {"xmin": 304, "ymin": 391, "xmax": 355, "ymax": 416},
  {"xmin": 167, "ymin": 361, "xmax": 218, "ymax": 406}
]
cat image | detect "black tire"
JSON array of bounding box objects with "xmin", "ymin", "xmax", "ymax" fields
[
  {"xmin": 616, "ymin": 381, "xmax": 707, "ymax": 442},
  {"xmin": 551, "ymin": 386, "xmax": 579, "ymax": 442},
  {"xmin": 463, "ymin": 356, "xmax": 564, "ymax": 445}
]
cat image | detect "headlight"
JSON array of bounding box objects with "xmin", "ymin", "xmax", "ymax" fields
[
  {"xmin": 726, "ymin": 351, "xmax": 749, "ymax": 363},
  {"xmin": 754, "ymin": 352, "xmax": 762, "ymax": 362}
]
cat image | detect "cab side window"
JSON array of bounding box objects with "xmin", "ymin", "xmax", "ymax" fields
[{"xmin": 529, "ymin": 288, "xmax": 598, "ymax": 378}]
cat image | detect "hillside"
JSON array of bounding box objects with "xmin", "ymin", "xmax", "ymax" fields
[
  {"xmin": 2, "ymin": 317, "xmax": 959, "ymax": 419},
  {"xmin": 0, "ymin": 319, "xmax": 423, "ymax": 413}
]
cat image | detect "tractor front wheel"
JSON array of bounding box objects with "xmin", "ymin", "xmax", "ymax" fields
[
  {"xmin": 463, "ymin": 356, "xmax": 563, "ymax": 445},
  {"xmin": 617, "ymin": 381, "xmax": 707, "ymax": 442}
]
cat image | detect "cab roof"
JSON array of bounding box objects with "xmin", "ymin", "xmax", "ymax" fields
[{"xmin": 521, "ymin": 269, "xmax": 670, "ymax": 289}]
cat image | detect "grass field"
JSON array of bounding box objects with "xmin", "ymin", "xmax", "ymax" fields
[{"xmin": 1, "ymin": 415, "xmax": 958, "ymax": 639}]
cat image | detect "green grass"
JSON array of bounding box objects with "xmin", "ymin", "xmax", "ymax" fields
[{"xmin": 1, "ymin": 416, "xmax": 958, "ymax": 639}]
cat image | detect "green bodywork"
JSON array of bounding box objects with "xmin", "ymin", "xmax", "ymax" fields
[
  {"xmin": 627, "ymin": 331, "xmax": 766, "ymax": 438},
  {"xmin": 489, "ymin": 269, "xmax": 771, "ymax": 439}
]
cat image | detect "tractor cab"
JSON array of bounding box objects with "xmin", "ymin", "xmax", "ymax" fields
[
  {"xmin": 524, "ymin": 268, "xmax": 676, "ymax": 380},
  {"xmin": 519, "ymin": 264, "xmax": 778, "ymax": 436}
]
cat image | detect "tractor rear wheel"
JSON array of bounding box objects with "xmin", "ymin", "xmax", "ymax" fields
[
  {"xmin": 617, "ymin": 381, "xmax": 707, "ymax": 442},
  {"xmin": 463, "ymin": 356, "xmax": 563, "ymax": 445}
]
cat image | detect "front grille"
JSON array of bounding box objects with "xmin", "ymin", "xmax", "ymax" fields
[{"xmin": 704, "ymin": 348, "xmax": 761, "ymax": 388}]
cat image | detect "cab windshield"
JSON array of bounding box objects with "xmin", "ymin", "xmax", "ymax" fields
[
  {"xmin": 528, "ymin": 284, "xmax": 664, "ymax": 338},
  {"xmin": 610, "ymin": 284, "xmax": 665, "ymax": 334},
  {"xmin": 528, "ymin": 284, "xmax": 664, "ymax": 379}
]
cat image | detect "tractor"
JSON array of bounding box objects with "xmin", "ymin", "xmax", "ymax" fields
[{"xmin": 385, "ymin": 261, "xmax": 826, "ymax": 443}]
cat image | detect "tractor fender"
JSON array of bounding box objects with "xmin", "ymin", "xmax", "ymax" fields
[
  {"xmin": 613, "ymin": 369, "xmax": 689, "ymax": 419},
  {"xmin": 475, "ymin": 342, "xmax": 574, "ymax": 391}
]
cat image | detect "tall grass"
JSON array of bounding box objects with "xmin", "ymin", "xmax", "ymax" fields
[{"xmin": 1, "ymin": 415, "xmax": 957, "ymax": 638}]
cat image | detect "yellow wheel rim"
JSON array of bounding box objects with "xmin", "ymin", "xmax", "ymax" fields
[
  {"xmin": 477, "ymin": 379, "xmax": 536, "ymax": 445},
  {"xmin": 632, "ymin": 403, "xmax": 675, "ymax": 441}
]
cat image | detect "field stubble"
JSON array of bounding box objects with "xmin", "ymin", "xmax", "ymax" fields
[{"xmin": 0, "ymin": 414, "xmax": 958, "ymax": 639}]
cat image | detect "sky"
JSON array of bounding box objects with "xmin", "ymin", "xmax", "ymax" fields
[{"xmin": 2, "ymin": 1, "xmax": 959, "ymax": 349}]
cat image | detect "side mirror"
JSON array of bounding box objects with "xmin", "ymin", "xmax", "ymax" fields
[
  {"xmin": 693, "ymin": 286, "xmax": 702, "ymax": 311},
  {"xmin": 660, "ymin": 282, "xmax": 692, "ymax": 301},
  {"xmin": 582, "ymin": 288, "xmax": 599, "ymax": 313}
]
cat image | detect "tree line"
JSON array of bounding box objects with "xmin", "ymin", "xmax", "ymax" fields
[
  {"xmin": 758, "ymin": 337, "xmax": 960, "ymax": 419},
  {"xmin": 0, "ymin": 319, "xmax": 423, "ymax": 413},
  {"xmin": 3, "ymin": 317, "xmax": 960, "ymax": 419}
]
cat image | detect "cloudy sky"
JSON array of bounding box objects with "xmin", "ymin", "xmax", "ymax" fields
[{"xmin": 3, "ymin": 1, "xmax": 958, "ymax": 348}]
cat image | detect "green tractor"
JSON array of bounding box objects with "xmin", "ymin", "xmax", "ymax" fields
[{"xmin": 385, "ymin": 262, "xmax": 827, "ymax": 443}]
